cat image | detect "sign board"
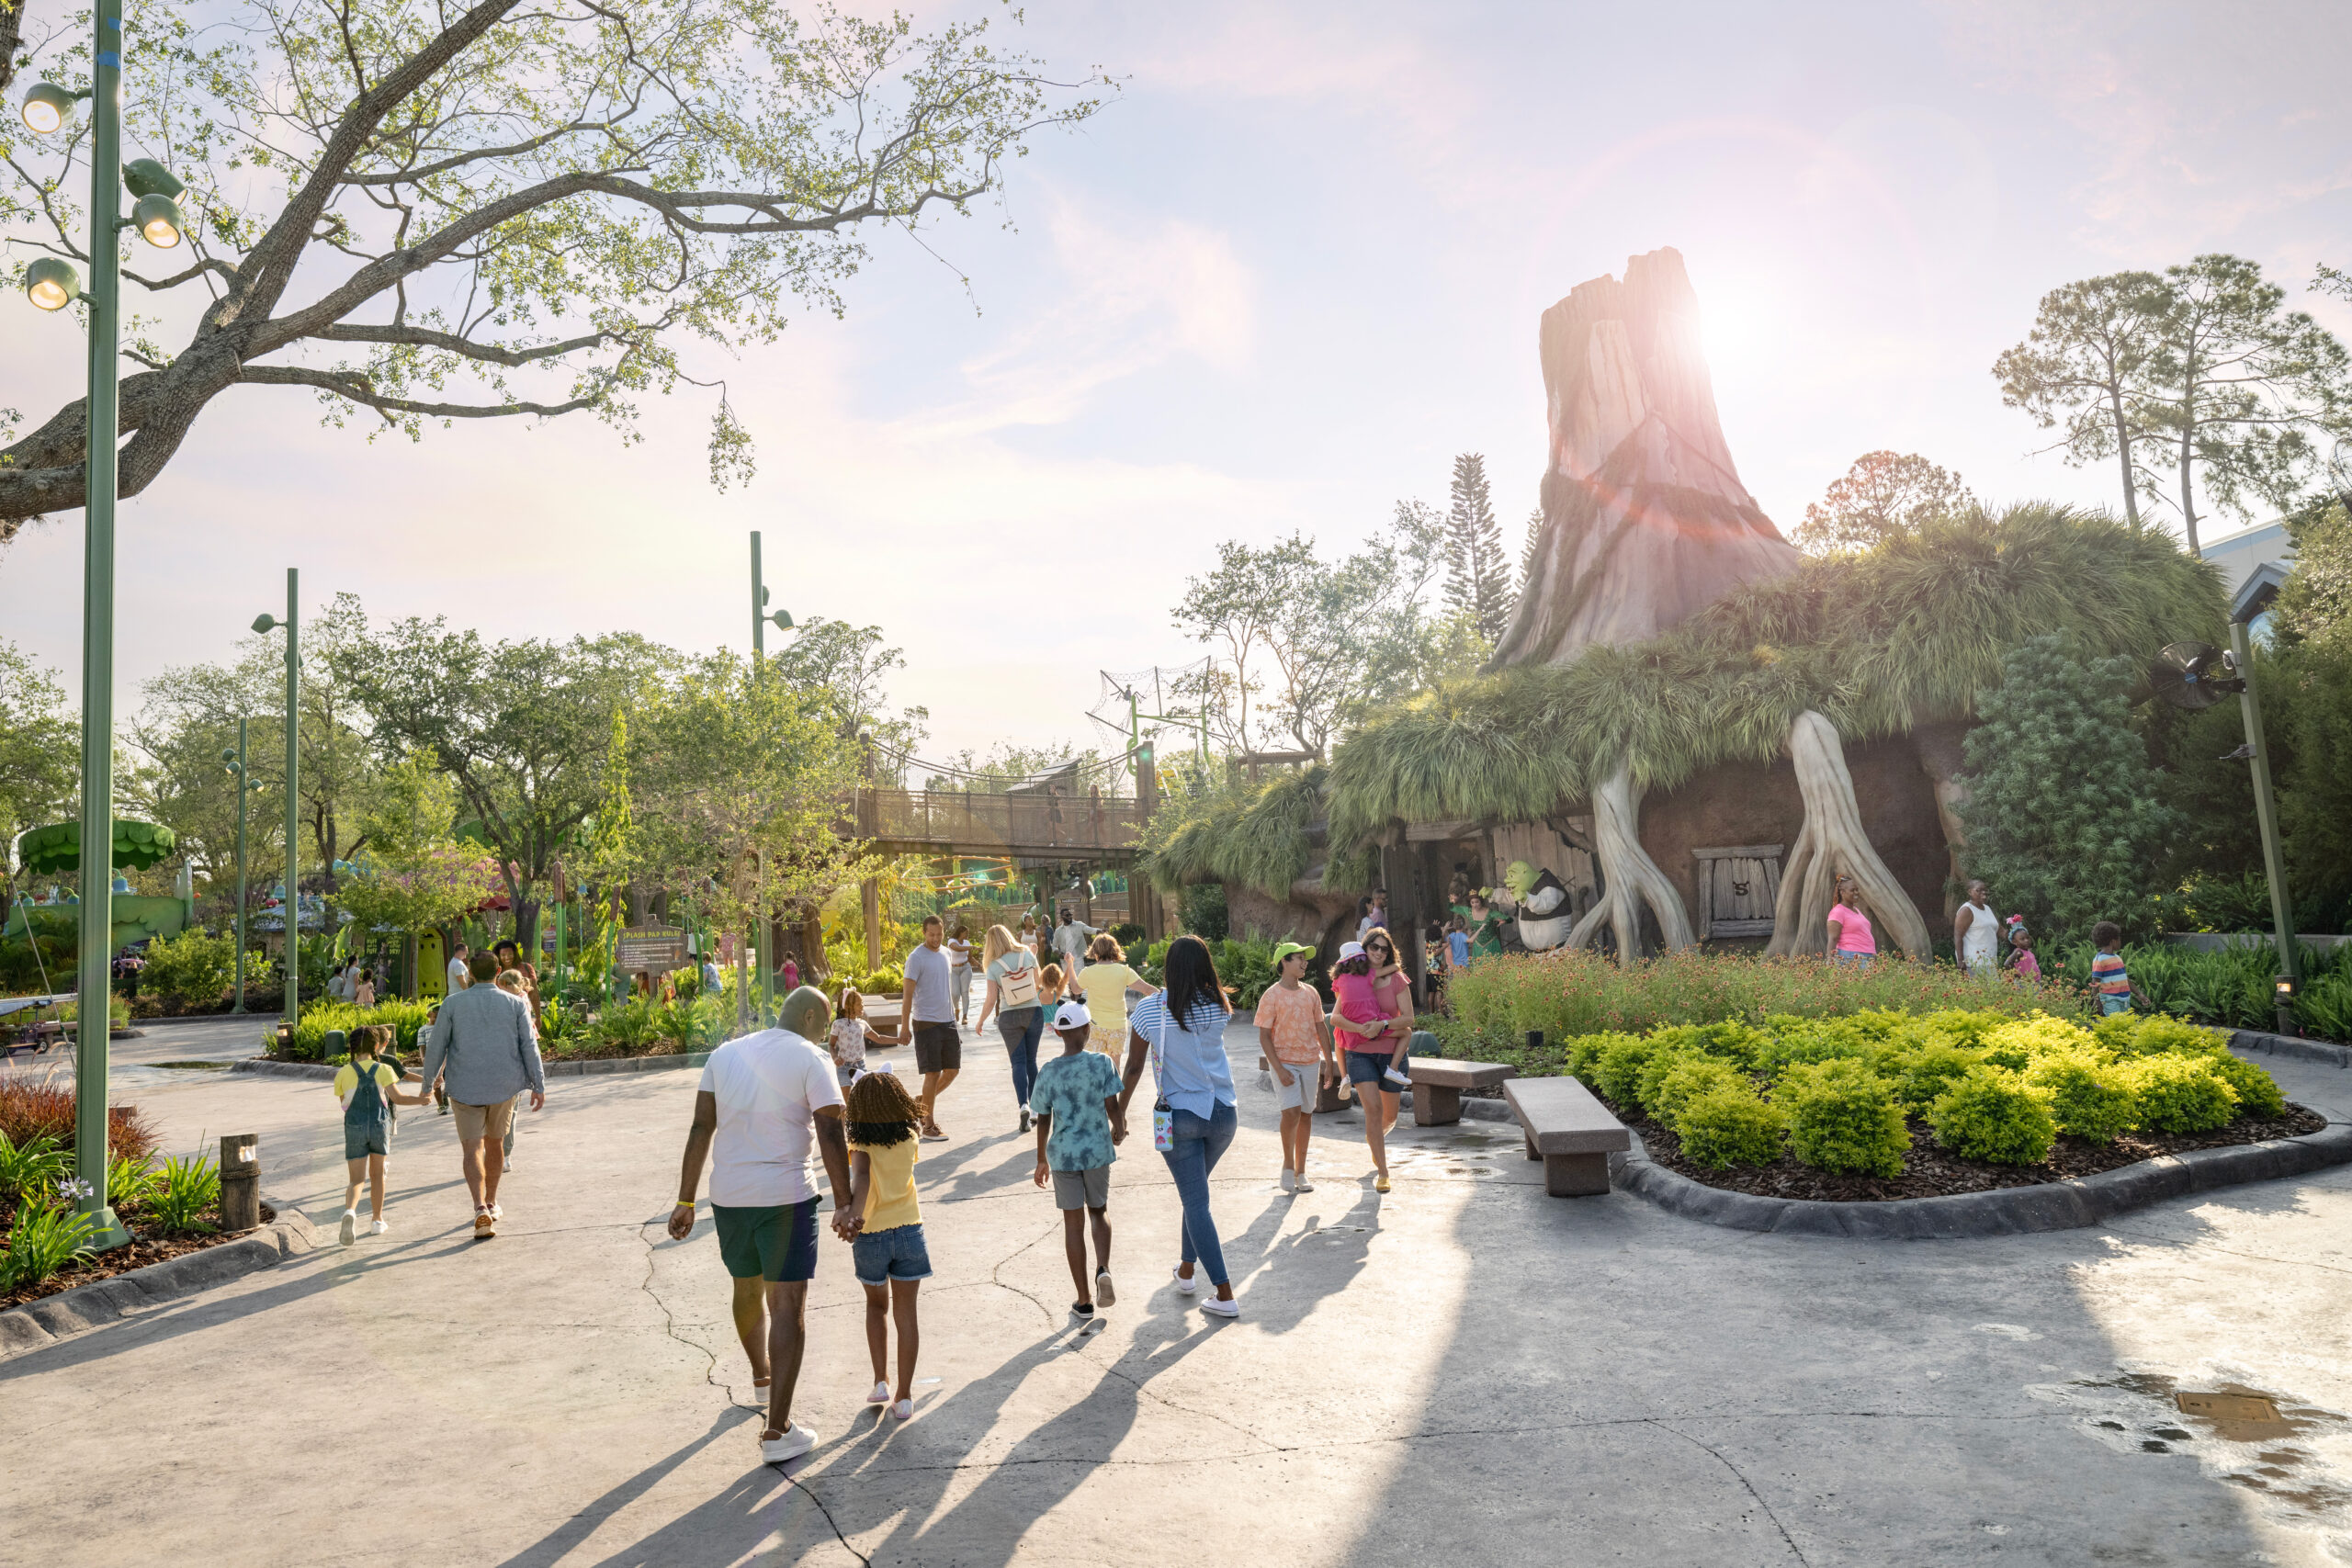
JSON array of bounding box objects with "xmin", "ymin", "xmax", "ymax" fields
[{"xmin": 616, "ymin": 925, "xmax": 689, "ymax": 974}]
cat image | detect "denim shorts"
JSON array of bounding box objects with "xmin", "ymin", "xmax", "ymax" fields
[
  {"xmin": 852, "ymin": 1222, "xmax": 933, "ymax": 1286},
  {"xmin": 1833, "ymin": 951, "xmax": 1872, "ymax": 967},
  {"xmin": 1344, "ymin": 1050, "xmax": 1404, "ymax": 1091},
  {"xmin": 344, "ymin": 1122, "xmax": 390, "ymax": 1160}
]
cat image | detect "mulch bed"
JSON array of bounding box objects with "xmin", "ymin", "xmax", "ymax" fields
[
  {"xmin": 1, "ymin": 1202, "xmax": 277, "ymax": 1312},
  {"xmin": 1606, "ymin": 1094, "xmax": 2329, "ymax": 1203}
]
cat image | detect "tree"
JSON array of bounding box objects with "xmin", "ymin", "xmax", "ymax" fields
[
  {"xmin": 1792, "ymin": 451, "xmax": 1979, "ymax": 555},
  {"xmin": 335, "ymin": 615, "xmax": 669, "ymax": 937},
  {"xmin": 764, "ymin": 617, "xmax": 926, "ymax": 774},
  {"xmin": 0, "ymin": 638, "xmax": 75, "ymax": 869},
  {"xmin": 1442, "ymin": 453, "xmax": 1511, "ymax": 644},
  {"xmin": 334, "ymin": 750, "xmax": 497, "ymax": 991},
  {"xmin": 1520, "ymin": 506, "xmax": 1543, "ymax": 595},
  {"xmin": 0, "ymin": 4, "xmax": 1108, "ymax": 541},
  {"xmin": 1994, "ymin": 272, "xmax": 2169, "ymax": 531},
  {"xmin": 1957, "ymin": 634, "xmax": 2178, "ymax": 946},
  {"xmin": 2277, "ymin": 496, "xmax": 2352, "ymax": 654},
  {"xmin": 2133, "ymin": 254, "xmax": 2352, "ymax": 557}
]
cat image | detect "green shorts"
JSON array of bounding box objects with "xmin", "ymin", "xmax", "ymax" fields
[{"xmin": 711, "ymin": 1199, "xmax": 820, "ymax": 1283}]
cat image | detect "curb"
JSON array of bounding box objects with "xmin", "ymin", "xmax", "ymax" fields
[
  {"xmin": 1606, "ymin": 1122, "xmax": 2352, "ymax": 1237},
  {"xmin": 2231, "ymin": 1028, "xmax": 2352, "ymax": 1069},
  {"xmin": 0, "ymin": 1197, "xmax": 317, "ymax": 1363},
  {"xmin": 232, "ymin": 1051, "xmax": 714, "ymax": 1082}
]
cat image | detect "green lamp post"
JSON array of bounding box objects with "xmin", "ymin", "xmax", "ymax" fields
[
  {"xmin": 252, "ymin": 571, "xmax": 300, "ymax": 1032},
  {"xmin": 220, "ymin": 718, "xmax": 254, "ymax": 1011},
  {"xmin": 748, "ymin": 530, "xmax": 796, "ymax": 1025},
  {"xmin": 20, "ymin": 12, "xmax": 191, "ymax": 1249}
]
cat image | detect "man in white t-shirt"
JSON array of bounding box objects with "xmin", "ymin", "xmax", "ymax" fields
[
  {"xmin": 1050, "ymin": 908, "xmax": 1098, "ymax": 977},
  {"xmin": 667, "ymin": 985, "xmax": 855, "ymax": 1465},
  {"xmin": 944, "ymin": 925, "xmax": 975, "ymax": 1022},
  {"xmin": 447, "ymin": 942, "xmax": 471, "ymax": 995}
]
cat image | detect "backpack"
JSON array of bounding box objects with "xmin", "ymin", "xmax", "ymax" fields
[{"xmin": 998, "ymin": 953, "xmax": 1038, "ymax": 1010}]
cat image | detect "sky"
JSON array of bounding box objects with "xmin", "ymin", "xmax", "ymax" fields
[{"xmin": 6, "ymin": 0, "xmax": 2351, "ymax": 768}]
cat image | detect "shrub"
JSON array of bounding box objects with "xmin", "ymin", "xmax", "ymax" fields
[
  {"xmin": 0, "ymin": 1129, "xmax": 69, "ymax": 1200},
  {"xmin": 1650, "ymin": 1058, "xmax": 1745, "ymax": 1130},
  {"xmin": 139, "ymin": 926, "xmax": 248, "ymax": 1008},
  {"xmin": 0, "ymin": 1074, "xmax": 157, "ymax": 1167},
  {"xmin": 148, "ymin": 1149, "xmax": 221, "ymax": 1234},
  {"xmin": 285, "ymin": 998, "xmax": 434, "ymax": 1059},
  {"xmin": 1592, "ymin": 1033, "xmax": 1671, "ymax": 1108},
  {"xmin": 1982, "ymin": 1013, "xmax": 2096, "ymax": 1067},
  {"xmin": 2024, "ymin": 1051, "xmax": 2140, "ymax": 1144},
  {"xmin": 0, "ymin": 1201, "xmax": 97, "ymax": 1290},
  {"xmin": 1676, "ymin": 1086, "xmax": 1787, "ymax": 1168},
  {"xmin": 2117, "ymin": 1014, "xmax": 2231, "ymax": 1059},
  {"xmin": 2201, "ymin": 1053, "xmax": 2286, "ymax": 1120},
  {"xmin": 1756, "ymin": 1016, "xmax": 1875, "ymax": 1076},
  {"xmin": 1563, "ymin": 1032, "xmax": 1637, "ymax": 1084},
  {"xmin": 2129, "ymin": 1055, "xmax": 2240, "ymax": 1133},
  {"xmin": 1781, "ymin": 1060, "xmax": 1910, "ymax": 1178},
  {"xmin": 1890, "ymin": 1043, "xmax": 1988, "ymax": 1116},
  {"xmin": 1928, "ymin": 1066, "xmax": 2059, "ymax": 1164}
]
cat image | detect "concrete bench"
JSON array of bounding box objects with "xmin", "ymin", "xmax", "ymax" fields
[
  {"xmin": 1505, "ymin": 1077, "xmax": 1632, "ymax": 1197},
  {"xmin": 1406, "ymin": 1057, "xmax": 1516, "ymax": 1125}
]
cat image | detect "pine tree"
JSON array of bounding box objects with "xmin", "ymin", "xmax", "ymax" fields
[
  {"xmin": 1442, "ymin": 453, "xmax": 1512, "ymax": 645},
  {"xmin": 1521, "ymin": 505, "xmax": 1544, "ymax": 589},
  {"xmin": 1956, "ymin": 633, "xmax": 2177, "ymax": 946}
]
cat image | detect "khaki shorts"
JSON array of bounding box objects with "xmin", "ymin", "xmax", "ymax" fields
[
  {"xmin": 1272, "ymin": 1060, "xmax": 1324, "ymax": 1112},
  {"xmin": 452, "ymin": 1097, "xmax": 517, "ymax": 1144},
  {"xmin": 1051, "ymin": 1166, "xmax": 1111, "ymax": 1211}
]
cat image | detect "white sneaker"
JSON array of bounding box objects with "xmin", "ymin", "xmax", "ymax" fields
[
  {"xmin": 1202, "ymin": 1295, "xmax": 1239, "ymax": 1318},
  {"xmin": 1171, "ymin": 1267, "xmax": 1198, "ymax": 1296},
  {"xmin": 866, "ymin": 1381, "xmax": 891, "ymax": 1406},
  {"xmin": 1279, "ymin": 1168, "xmax": 1296, "ymax": 1192},
  {"xmin": 761, "ymin": 1423, "xmax": 818, "ymax": 1463},
  {"xmin": 338, "ymin": 1211, "xmax": 357, "ymax": 1247},
  {"xmin": 892, "ymin": 1398, "xmax": 914, "ymax": 1422},
  {"xmin": 370, "ymin": 1218, "xmax": 390, "ymax": 1235},
  {"xmin": 1094, "ymin": 1268, "xmax": 1115, "ymax": 1308},
  {"xmin": 490, "ymin": 1202, "xmax": 503, "ymax": 1221},
  {"xmin": 1295, "ymin": 1177, "xmax": 1316, "ymax": 1193}
]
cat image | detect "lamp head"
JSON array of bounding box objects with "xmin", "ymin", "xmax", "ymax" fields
[
  {"xmin": 121, "ymin": 159, "xmax": 186, "ymax": 200},
  {"xmin": 220, "ymin": 747, "xmax": 237, "ymax": 765},
  {"xmin": 132, "ymin": 193, "xmax": 186, "ymax": 249},
  {"xmin": 252, "ymin": 613, "xmax": 280, "ymax": 635},
  {"xmin": 24, "ymin": 257, "xmax": 80, "ymax": 311},
  {"xmin": 769, "ymin": 609, "xmax": 795, "ymax": 632},
  {"xmin": 19, "ymin": 83, "xmax": 77, "ymax": 135}
]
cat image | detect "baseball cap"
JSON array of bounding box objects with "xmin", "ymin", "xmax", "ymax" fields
[
  {"xmin": 1337, "ymin": 941, "xmax": 1365, "ymax": 962},
  {"xmin": 1055, "ymin": 999, "xmax": 1092, "ymax": 1030},
  {"xmin": 1272, "ymin": 941, "xmax": 1315, "ymax": 965}
]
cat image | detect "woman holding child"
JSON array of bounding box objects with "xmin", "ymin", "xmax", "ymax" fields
[
  {"xmin": 1331, "ymin": 931, "xmax": 1414, "ymax": 1193},
  {"xmin": 1117, "ymin": 935, "xmax": 1241, "ymax": 1317}
]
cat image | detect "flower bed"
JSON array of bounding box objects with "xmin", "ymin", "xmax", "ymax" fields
[{"xmin": 1455, "ymin": 1004, "xmax": 2297, "ymax": 1201}]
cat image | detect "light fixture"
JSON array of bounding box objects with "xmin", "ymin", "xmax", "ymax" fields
[
  {"xmin": 251, "ymin": 613, "xmax": 280, "ymax": 635},
  {"xmin": 25, "ymin": 257, "xmax": 80, "ymax": 311},
  {"xmin": 121, "ymin": 159, "xmax": 185, "ymax": 199},
  {"xmin": 20, "ymin": 82, "xmax": 76, "ymax": 135},
  {"xmin": 131, "ymin": 192, "xmax": 185, "ymax": 248},
  {"xmin": 769, "ymin": 608, "xmax": 795, "ymax": 631}
]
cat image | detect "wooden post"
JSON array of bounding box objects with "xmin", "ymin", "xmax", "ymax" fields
[
  {"xmin": 861, "ymin": 878, "xmax": 881, "ymax": 972},
  {"xmin": 219, "ymin": 1133, "xmax": 261, "ymax": 1230}
]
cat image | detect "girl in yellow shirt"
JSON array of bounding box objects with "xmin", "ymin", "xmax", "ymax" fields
[{"xmin": 846, "ymin": 1071, "xmax": 931, "ymax": 1421}]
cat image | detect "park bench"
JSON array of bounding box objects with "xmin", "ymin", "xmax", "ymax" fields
[
  {"xmin": 1406, "ymin": 1057, "xmax": 1516, "ymax": 1125},
  {"xmin": 1505, "ymin": 1076, "xmax": 1632, "ymax": 1197}
]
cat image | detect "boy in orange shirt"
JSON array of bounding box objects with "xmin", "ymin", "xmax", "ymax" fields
[{"xmin": 1253, "ymin": 942, "xmax": 1336, "ymax": 1192}]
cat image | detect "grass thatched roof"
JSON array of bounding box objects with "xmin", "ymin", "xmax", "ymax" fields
[{"xmin": 1149, "ymin": 504, "xmax": 2223, "ymax": 896}]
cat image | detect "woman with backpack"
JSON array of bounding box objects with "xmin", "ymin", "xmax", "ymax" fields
[
  {"xmin": 975, "ymin": 923, "xmax": 1048, "ymax": 1133},
  {"xmin": 1116, "ymin": 935, "xmax": 1241, "ymax": 1318}
]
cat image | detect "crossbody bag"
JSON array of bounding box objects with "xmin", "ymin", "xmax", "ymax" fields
[{"xmin": 1150, "ymin": 1007, "xmax": 1176, "ymax": 1151}]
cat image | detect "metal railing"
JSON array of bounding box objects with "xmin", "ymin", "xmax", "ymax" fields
[{"xmin": 854, "ymin": 788, "xmax": 1143, "ymax": 854}]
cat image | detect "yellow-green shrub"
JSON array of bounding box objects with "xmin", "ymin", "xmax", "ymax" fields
[
  {"xmin": 2201, "ymin": 1053, "xmax": 2286, "ymax": 1120},
  {"xmin": 1780, "ymin": 1060, "xmax": 1910, "ymax": 1178},
  {"xmin": 1981, "ymin": 1013, "xmax": 2093, "ymax": 1070},
  {"xmin": 1593, "ymin": 1033, "xmax": 1672, "ymax": 1108},
  {"xmin": 2130, "ymin": 1055, "xmax": 2239, "ymax": 1133},
  {"xmin": 1677, "ymin": 1086, "xmax": 1786, "ymax": 1169},
  {"xmin": 2024, "ymin": 1051, "xmax": 2140, "ymax": 1144},
  {"xmin": 2120, "ymin": 1014, "xmax": 2232, "ymax": 1058},
  {"xmin": 1928, "ymin": 1066, "xmax": 2058, "ymax": 1165},
  {"xmin": 1891, "ymin": 1042, "xmax": 1989, "ymax": 1116},
  {"xmin": 1651, "ymin": 1058, "xmax": 1745, "ymax": 1130}
]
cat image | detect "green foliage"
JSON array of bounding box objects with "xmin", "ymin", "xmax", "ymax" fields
[
  {"xmin": 1592, "ymin": 1033, "xmax": 1671, "ymax": 1109},
  {"xmin": 2129, "ymin": 1055, "xmax": 2240, "ymax": 1133},
  {"xmin": 2023, "ymin": 1052, "xmax": 2141, "ymax": 1144},
  {"xmin": 0, "ymin": 638, "xmax": 76, "ymax": 863},
  {"xmin": 139, "ymin": 926, "xmax": 246, "ymax": 1008},
  {"xmin": 149, "ymin": 1150, "xmax": 222, "ymax": 1235},
  {"xmin": 0, "ymin": 1076, "xmax": 157, "ymax": 1168},
  {"xmin": 1647, "ymin": 1056, "xmax": 1744, "ymax": 1129},
  {"xmin": 1928, "ymin": 1066, "xmax": 2058, "ymax": 1164},
  {"xmin": 283, "ymin": 999, "xmax": 434, "ymax": 1060},
  {"xmin": 0, "ymin": 1201, "xmax": 97, "ymax": 1291},
  {"xmin": 1674, "ymin": 1085, "xmax": 1787, "ymax": 1169},
  {"xmin": 108, "ymin": 1152, "xmax": 164, "ymax": 1213},
  {"xmin": 1890, "ymin": 1043, "xmax": 1989, "ymax": 1116},
  {"xmin": 0, "ymin": 1129, "xmax": 68, "ymax": 1201},
  {"xmin": 2201, "ymin": 1053, "xmax": 2286, "ymax": 1121},
  {"xmin": 1780, "ymin": 1059, "xmax": 1911, "ymax": 1178},
  {"xmin": 1793, "ymin": 451, "xmax": 1981, "ymax": 555},
  {"xmin": 1180, "ymin": 883, "xmax": 1228, "ymax": 942},
  {"xmin": 1958, "ymin": 633, "xmax": 2177, "ymax": 948}
]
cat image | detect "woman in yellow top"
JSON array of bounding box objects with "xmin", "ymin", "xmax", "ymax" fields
[
  {"xmin": 1069, "ymin": 932, "xmax": 1156, "ymax": 1056},
  {"xmin": 845, "ymin": 1071, "xmax": 930, "ymax": 1421}
]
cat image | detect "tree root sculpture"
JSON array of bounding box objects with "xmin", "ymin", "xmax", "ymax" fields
[
  {"xmin": 1566, "ymin": 763, "xmax": 1695, "ymax": 957},
  {"xmin": 1767, "ymin": 710, "xmax": 1930, "ymax": 958}
]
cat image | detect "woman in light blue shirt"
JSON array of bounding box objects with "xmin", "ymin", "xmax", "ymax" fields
[{"xmin": 1117, "ymin": 936, "xmax": 1240, "ymax": 1316}]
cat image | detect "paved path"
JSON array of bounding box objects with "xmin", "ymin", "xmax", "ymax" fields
[{"xmin": 6, "ymin": 1028, "xmax": 2352, "ymax": 1565}]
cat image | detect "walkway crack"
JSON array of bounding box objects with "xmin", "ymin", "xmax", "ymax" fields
[
  {"xmin": 1652, "ymin": 1419, "xmax": 1810, "ymax": 1565},
  {"xmin": 781, "ymin": 1473, "xmax": 872, "ymax": 1566}
]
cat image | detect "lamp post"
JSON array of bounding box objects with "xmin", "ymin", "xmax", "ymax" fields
[
  {"xmin": 220, "ymin": 718, "xmax": 254, "ymax": 1011},
  {"xmin": 20, "ymin": 12, "xmax": 191, "ymax": 1251},
  {"xmin": 2226, "ymin": 564, "xmax": 2299, "ymax": 1034},
  {"xmin": 252, "ymin": 571, "xmax": 300, "ymax": 1032},
  {"xmin": 748, "ymin": 530, "xmax": 796, "ymax": 1025}
]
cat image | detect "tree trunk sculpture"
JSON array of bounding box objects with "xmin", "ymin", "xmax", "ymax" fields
[
  {"xmin": 1911, "ymin": 720, "xmax": 1971, "ymax": 914},
  {"xmin": 1491, "ymin": 249, "xmax": 1928, "ymax": 958},
  {"xmin": 1766, "ymin": 712, "xmax": 1931, "ymax": 958}
]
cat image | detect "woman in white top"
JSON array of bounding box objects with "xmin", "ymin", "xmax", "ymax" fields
[
  {"xmin": 1954, "ymin": 879, "xmax": 1999, "ymax": 977},
  {"xmin": 944, "ymin": 925, "xmax": 975, "ymax": 1023},
  {"xmin": 975, "ymin": 924, "xmax": 1047, "ymax": 1133}
]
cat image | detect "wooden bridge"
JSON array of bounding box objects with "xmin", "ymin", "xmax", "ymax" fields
[{"xmin": 851, "ymin": 787, "xmax": 1145, "ymax": 863}]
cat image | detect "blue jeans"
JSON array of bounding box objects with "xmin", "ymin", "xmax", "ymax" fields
[
  {"xmin": 999, "ymin": 1008, "xmax": 1045, "ymax": 1108},
  {"xmin": 1833, "ymin": 951, "xmax": 1872, "ymax": 968},
  {"xmin": 1160, "ymin": 1100, "xmax": 1238, "ymax": 1287}
]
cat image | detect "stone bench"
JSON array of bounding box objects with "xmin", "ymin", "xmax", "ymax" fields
[
  {"xmin": 1505, "ymin": 1076, "xmax": 1633, "ymax": 1197},
  {"xmin": 1406, "ymin": 1057, "xmax": 1516, "ymax": 1125}
]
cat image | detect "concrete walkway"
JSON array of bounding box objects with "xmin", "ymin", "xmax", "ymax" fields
[{"xmin": 6, "ymin": 1027, "xmax": 2352, "ymax": 1565}]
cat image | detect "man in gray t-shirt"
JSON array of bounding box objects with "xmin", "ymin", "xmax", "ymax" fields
[{"xmin": 902, "ymin": 916, "xmax": 958, "ymax": 1140}]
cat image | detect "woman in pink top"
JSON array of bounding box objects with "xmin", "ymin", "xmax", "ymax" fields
[{"xmin": 1825, "ymin": 875, "xmax": 1875, "ymax": 967}]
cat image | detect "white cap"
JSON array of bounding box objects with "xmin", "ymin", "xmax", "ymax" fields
[
  {"xmin": 1338, "ymin": 941, "xmax": 1366, "ymax": 961},
  {"xmin": 1054, "ymin": 998, "xmax": 1092, "ymax": 1030}
]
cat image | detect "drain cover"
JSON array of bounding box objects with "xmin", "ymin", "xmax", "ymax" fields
[{"xmin": 2178, "ymin": 1393, "xmax": 2284, "ymax": 1424}]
